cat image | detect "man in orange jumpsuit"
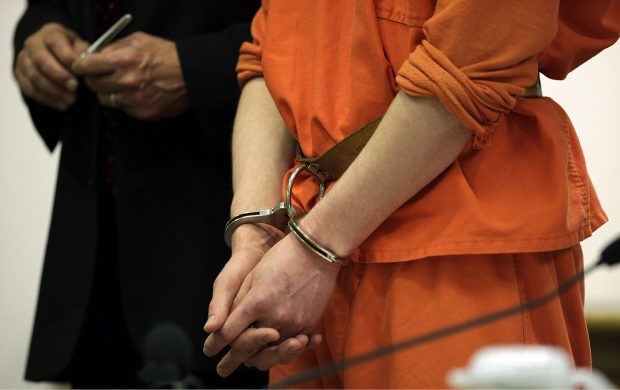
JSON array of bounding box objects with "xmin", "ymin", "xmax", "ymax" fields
[{"xmin": 203, "ymin": 0, "xmax": 620, "ymax": 388}]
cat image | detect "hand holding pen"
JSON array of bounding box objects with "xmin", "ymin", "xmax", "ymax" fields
[{"xmin": 72, "ymin": 14, "xmax": 191, "ymax": 120}]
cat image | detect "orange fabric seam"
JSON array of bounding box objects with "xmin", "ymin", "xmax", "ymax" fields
[
  {"xmin": 513, "ymin": 254, "xmax": 531, "ymax": 345},
  {"xmin": 355, "ymin": 218, "xmax": 605, "ymax": 263}
]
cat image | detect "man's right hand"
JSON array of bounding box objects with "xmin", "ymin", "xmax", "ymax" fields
[
  {"xmin": 204, "ymin": 223, "xmax": 323, "ymax": 376},
  {"xmin": 14, "ymin": 23, "xmax": 89, "ymax": 111}
]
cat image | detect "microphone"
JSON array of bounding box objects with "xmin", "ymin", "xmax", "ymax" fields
[
  {"xmin": 599, "ymin": 235, "xmax": 620, "ymax": 266},
  {"xmin": 272, "ymin": 236, "xmax": 620, "ymax": 389},
  {"xmin": 137, "ymin": 322, "xmax": 205, "ymax": 389}
]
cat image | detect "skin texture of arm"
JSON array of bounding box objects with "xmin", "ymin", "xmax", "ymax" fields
[
  {"xmin": 302, "ymin": 92, "xmax": 472, "ymax": 257},
  {"xmin": 204, "ymin": 90, "xmax": 473, "ymax": 375},
  {"xmin": 229, "ymin": 78, "xmax": 296, "ymax": 215}
]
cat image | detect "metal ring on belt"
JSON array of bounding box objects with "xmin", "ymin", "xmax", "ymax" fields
[{"xmin": 284, "ymin": 163, "xmax": 329, "ymax": 218}]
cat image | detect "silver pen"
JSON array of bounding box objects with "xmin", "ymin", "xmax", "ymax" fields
[{"xmin": 82, "ymin": 13, "xmax": 133, "ymax": 56}]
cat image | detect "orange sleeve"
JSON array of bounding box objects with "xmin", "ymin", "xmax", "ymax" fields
[
  {"xmin": 396, "ymin": 0, "xmax": 560, "ymax": 147},
  {"xmin": 540, "ymin": 0, "xmax": 620, "ymax": 79},
  {"xmin": 236, "ymin": 2, "xmax": 269, "ymax": 87}
]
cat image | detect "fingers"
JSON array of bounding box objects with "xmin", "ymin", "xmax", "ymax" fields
[
  {"xmin": 203, "ymin": 234, "xmax": 276, "ymax": 357},
  {"xmin": 73, "ymin": 46, "xmax": 140, "ymax": 76},
  {"xmin": 75, "ymin": 46, "xmax": 147, "ymax": 99},
  {"xmin": 214, "ymin": 327, "xmax": 280, "ymax": 377},
  {"xmin": 204, "ymin": 253, "xmax": 259, "ymax": 334},
  {"xmin": 307, "ymin": 333, "xmax": 323, "ymax": 349},
  {"xmin": 84, "ymin": 73, "xmax": 121, "ymax": 93},
  {"xmin": 15, "ymin": 51, "xmax": 76, "ymax": 110},
  {"xmin": 72, "ymin": 52, "xmax": 116, "ymax": 75},
  {"xmin": 72, "ymin": 38, "xmax": 90, "ymax": 56},
  {"xmin": 218, "ymin": 332, "xmax": 323, "ymax": 376},
  {"xmin": 44, "ymin": 27, "xmax": 80, "ymax": 68},
  {"xmin": 30, "ymin": 43, "xmax": 78, "ymax": 91},
  {"xmin": 204, "ymin": 290, "xmax": 269, "ymax": 357},
  {"xmin": 230, "ymin": 270, "xmax": 253, "ymax": 312},
  {"xmin": 16, "ymin": 25, "xmax": 82, "ymax": 110},
  {"xmin": 245, "ymin": 335, "xmax": 311, "ymax": 371},
  {"xmin": 83, "ymin": 69, "xmax": 144, "ymax": 94}
]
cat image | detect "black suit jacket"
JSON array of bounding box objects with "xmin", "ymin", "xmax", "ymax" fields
[{"xmin": 14, "ymin": 0, "xmax": 260, "ymax": 381}]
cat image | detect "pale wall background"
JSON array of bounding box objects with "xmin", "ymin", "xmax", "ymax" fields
[{"xmin": 1, "ymin": 1, "xmax": 619, "ymax": 388}]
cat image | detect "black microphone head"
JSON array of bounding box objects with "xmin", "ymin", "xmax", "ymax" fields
[
  {"xmin": 138, "ymin": 322, "xmax": 193, "ymax": 385},
  {"xmin": 600, "ymin": 236, "xmax": 620, "ymax": 266}
]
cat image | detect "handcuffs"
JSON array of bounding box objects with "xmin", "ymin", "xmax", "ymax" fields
[
  {"xmin": 224, "ymin": 117, "xmax": 386, "ymax": 264},
  {"xmin": 224, "ymin": 163, "xmax": 349, "ymax": 264}
]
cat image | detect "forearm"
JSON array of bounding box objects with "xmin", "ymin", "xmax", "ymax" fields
[
  {"xmin": 301, "ymin": 92, "xmax": 472, "ymax": 257},
  {"xmin": 231, "ymin": 77, "xmax": 296, "ymax": 216}
]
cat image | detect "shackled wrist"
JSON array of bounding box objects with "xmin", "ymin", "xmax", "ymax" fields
[
  {"xmin": 230, "ymin": 223, "xmax": 284, "ymax": 252},
  {"xmin": 288, "ymin": 217, "xmax": 359, "ymax": 264},
  {"xmin": 226, "ymin": 164, "xmax": 360, "ymax": 263},
  {"xmin": 225, "ymin": 202, "xmax": 288, "ymax": 248}
]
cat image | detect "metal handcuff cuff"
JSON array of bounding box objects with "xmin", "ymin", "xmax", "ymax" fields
[
  {"xmin": 224, "ymin": 116, "xmax": 385, "ymax": 263},
  {"xmin": 224, "ymin": 163, "xmax": 349, "ymax": 264}
]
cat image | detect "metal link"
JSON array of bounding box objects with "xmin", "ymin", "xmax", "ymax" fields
[
  {"xmin": 224, "ymin": 202, "xmax": 288, "ymax": 248},
  {"xmin": 224, "ymin": 162, "xmax": 349, "ymax": 265},
  {"xmin": 285, "ymin": 163, "xmax": 329, "ymax": 218},
  {"xmin": 288, "ymin": 217, "xmax": 347, "ymax": 264}
]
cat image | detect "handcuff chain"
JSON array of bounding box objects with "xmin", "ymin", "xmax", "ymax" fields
[{"xmin": 225, "ymin": 163, "xmax": 348, "ymax": 264}]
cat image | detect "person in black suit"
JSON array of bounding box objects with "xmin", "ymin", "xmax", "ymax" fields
[{"xmin": 13, "ymin": 0, "xmax": 262, "ymax": 388}]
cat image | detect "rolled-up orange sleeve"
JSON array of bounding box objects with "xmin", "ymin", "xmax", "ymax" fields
[
  {"xmin": 396, "ymin": 0, "xmax": 560, "ymax": 147},
  {"xmin": 541, "ymin": 0, "xmax": 620, "ymax": 79},
  {"xmin": 236, "ymin": 3, "xmax": 268, "ymax": 87}
]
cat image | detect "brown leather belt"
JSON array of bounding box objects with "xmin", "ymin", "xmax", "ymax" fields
[{"xmin": 297, "ymin": 77, "xmax": 543, "ymax": 178}]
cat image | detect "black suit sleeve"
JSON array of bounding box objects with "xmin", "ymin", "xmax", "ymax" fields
[
  {"xmin": 175, "ymin": 22, "xmax": 251, "ymax": 124},
  {"xmin": 13, "ymin": 0, "xmax": 72, "ymax": 152}
]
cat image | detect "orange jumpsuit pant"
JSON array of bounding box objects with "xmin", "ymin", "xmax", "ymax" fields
[{"xmin": 271, "ymin": 246, "xmax": 590, "ymax": 388}]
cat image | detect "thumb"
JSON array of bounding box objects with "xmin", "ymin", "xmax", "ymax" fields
[
  {"xmin": 205, "ymin": 282, "xmax": 234, "ymax": 333},
  {"xmin": 204, "ymin": 261, "xmax": 247, "ymax": 333},
  {"xmin": 73, "ymin": 38, "xmax": 90, "ymax": 57}
]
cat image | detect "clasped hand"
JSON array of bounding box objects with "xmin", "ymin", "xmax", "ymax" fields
[
  {"xmin": 15, "ymin": 23, "xmax": 188, "ymax": 119},
  {"xmin": 203, "ymin": 224, "xmax": 341, "ymax": 376}
]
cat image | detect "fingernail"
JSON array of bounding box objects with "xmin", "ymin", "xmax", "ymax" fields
[
  {"xmin": 204, "ymin": 314, "xmax": 215, "ymax": 328},
  {"xmin": 65, "ymin": 78, "xmax": 78, "ymax": 92},
  {"xmin": 217, "ymin": 365, "xmax": 229, "ymax": 377}
]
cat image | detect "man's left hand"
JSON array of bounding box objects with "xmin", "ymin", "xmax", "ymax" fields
[{"xmin": 72, "ymin": 32, "xmax": 189, "ymax": 120}]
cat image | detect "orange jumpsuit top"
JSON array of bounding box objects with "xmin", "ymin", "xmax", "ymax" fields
[{"xmin": 237, "ymin": 0, "xmax": 620, "ymax": 263}]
